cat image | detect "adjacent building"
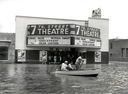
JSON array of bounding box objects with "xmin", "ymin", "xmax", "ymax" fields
[
  {"xmin": 0, "ymin": 33, "xmax": 15, "ymax": 63},
  {"xmin": 15, "ymin": 9, "xmax": 109, "ymax": 64},
  {"xmin": 109, "ymin": 39, "xmax": 128, "ymax": 61}
]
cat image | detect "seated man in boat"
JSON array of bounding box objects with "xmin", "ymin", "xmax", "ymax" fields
[
  {"xmin": 61, "ymin": 61, "xmax": 68, "ymax": 71},
  {"xmin": 75, "ymin": 56, "xmax": 84, "ymax": 70},
  {"xmin": 61, "ymin": 61, "xmax": 74, "ymax": 71},
  {"xmin": 67, "ymin": 62, "xmax": 74, "ymax": 70}
]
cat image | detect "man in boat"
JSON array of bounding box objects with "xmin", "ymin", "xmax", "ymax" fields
[
  {"xmin": 61, "ymin": 61, "xmax": 73, "ymax": 71},
  {"xmin": 67, "ymin": 62, "xmax": 74, "ymax": 70},
  {"xmin": 61, "ymin": 61, "xmax": 68, "ymax": 71},
  {"xmin": 75, "ymin": 56, "xmax": 84, "ymax": 70}
]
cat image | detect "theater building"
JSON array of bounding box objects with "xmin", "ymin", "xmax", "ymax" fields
[{"xmin": 15, "ymin": 9, "xmax": 109, "ymax": 64}]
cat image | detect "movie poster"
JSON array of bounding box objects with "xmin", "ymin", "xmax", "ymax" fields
[
  {"xmin": 17, "ymin": 50, "xmax": 26, "ymax": 62},
  {"xmin": 95, "ymin": 51, "xmax": 101, "ymax": 62},
  {"xmin": 40, "ymin": 51, "xmax": 47, "ymax": 63}
]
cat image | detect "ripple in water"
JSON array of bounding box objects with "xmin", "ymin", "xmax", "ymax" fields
[{"xmin": 0, "ymin": 62, "xmax": 128, "ymax": 94}]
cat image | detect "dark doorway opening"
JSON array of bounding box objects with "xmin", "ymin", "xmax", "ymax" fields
[
  {"xmin": 0, "ymin": 47, "xmax": 8, "ymax": 60},
  {"xmin": 86, "ymin": 51, "xmax": 94, "ymax": 64}
]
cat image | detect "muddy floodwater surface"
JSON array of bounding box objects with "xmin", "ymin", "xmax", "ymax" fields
[{"xmin": 0, "ymin": 61, "xmax": 128, "ymax": 94}]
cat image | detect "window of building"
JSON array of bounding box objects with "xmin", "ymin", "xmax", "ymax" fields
[
  {"xmin": 0, "ymin": 47, "xmax": 8, "ymax": 60},
  {"xmin": 121, "ymin": 48, "xmax": 125, "ymax": 57},
  {"xmin": 110, "ymin": 43, "xmax": 113, "ymax": 49},
  {"xmin": 126, "ymin": 48, "xmax": 128, "ymax": 57}
]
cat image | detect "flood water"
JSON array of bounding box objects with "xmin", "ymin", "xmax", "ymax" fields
[{"xmin": 0, "ymin": 61, "xmax": 128, "ymax": 94}]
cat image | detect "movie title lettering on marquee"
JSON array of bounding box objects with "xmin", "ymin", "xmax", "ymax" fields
[
  {"xmin": 27, "ymin": 36, "xmax": 71, "ymax": 46},
  {"xmin": 74, "ymin": 36, "xmax": 101, "ymax": 48},
  {"xmin": 27, "ymin": 24, "xmax": 100, "ymax": 38}
]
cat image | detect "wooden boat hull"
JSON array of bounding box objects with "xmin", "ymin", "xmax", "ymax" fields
[{"xmin": 54, "ymin": 69, "xmax": 99, "ymax": 77}]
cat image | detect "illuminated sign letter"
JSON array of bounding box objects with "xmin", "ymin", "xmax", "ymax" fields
[
  {"xmin": 76, "ymin": 25, "xmax": 80, "ymax": 35},
  {"xmin": 31, "ymin": 25, "xmax": 36, "ymax": 35}
]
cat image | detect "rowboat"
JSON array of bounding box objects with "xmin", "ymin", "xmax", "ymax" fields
[{"xmin": 54, "ymin": 68, "xmax": 99, "ymax": 77}]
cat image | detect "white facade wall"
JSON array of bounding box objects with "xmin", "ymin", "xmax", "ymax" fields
[
  {"xmin": 15, "ymin": 16, "xmax": 86, "ymax": 49},
  {"xmin": 88, "ymin": 18, "xmax": 109, "ymax": 51}
]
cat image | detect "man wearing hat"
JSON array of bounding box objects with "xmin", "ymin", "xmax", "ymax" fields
[{"xmin": 61, "ymin": 61, "xmax": 68, "ymax": 71}]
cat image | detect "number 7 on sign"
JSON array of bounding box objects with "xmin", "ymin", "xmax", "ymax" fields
[
  {"xmin": 31, "ymin": 25, "xmax": 36, "ymax": 35},
  {"xmin": 76, "ymin": 25, "xmax": 80, "ymax": 35}
]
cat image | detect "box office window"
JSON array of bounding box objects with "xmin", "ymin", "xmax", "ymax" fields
[
  {"xmin": 0, "ymin": 47, "xmax": 8, "ymax": 60},
  {"xmin": 126, "ymin": 48, "xmax": 128, "ymax": 57}
]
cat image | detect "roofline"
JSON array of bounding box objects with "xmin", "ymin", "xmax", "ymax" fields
[
  {"xmin": 0, "ymin": 40, "xmax": 11, "ymax": 43},
  {"xmin": 0, "ymin": 32, "xmax": 15, "ymax": 34},
  {"xmin": 16, "ymin": 15, "xmax": 88, "ymax": 22},
  {"xmin": 88, "ymin": 17, "xmax": 109, "ymax": 20},
  {"xmin": 109, "ymin": 39, "xmax": 128, "ymax": 41}
]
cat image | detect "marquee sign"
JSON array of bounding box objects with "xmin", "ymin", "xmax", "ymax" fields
[
  {"xmin": 76, "ymin": 25, "xmax": 100, "ymax": 38},
  {"xmin": 27, "ymin": 36, "xmax": 101, "ymax": 48},
  {"xmin": 27, "ymin": 36, "xmax": 70, "ymax": 46},
  {"xmin": 27, "ymin": 24, "xmax": 75, "ymax": 35},
  {"xmin": 75, "ymin": 37, "xmax": 101, "ymax": 48},
  {"xmin": 27, "ymin": 24, "xmax": 100, "ymax": 38}
]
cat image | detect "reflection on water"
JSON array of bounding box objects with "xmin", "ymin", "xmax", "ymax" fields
[{"xmin": 0, "ymin": 62, "xmax": 128, "ymax": 94}]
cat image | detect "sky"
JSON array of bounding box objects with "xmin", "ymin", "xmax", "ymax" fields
[{"xmin": 0, "ymin": 0, "xmax": 128, "ymax": 39}]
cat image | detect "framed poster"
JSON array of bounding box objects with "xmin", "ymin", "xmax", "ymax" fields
[
  {"xmin": 95, "ymin": 51, "xmax": 101, "ymax": 62},
  {"xmin": 40, "ymin": 51, "xmax": 47, "ymax": 63},
  {"xmin": 17, "ymin": 50, "xmax": 26, "ymax": 62}
]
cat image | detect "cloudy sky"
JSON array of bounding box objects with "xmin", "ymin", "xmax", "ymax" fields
[{"xmin": 0, "ymin": 0, "xmax": 128, "ymax": 39}]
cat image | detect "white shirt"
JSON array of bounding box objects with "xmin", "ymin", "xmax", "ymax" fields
[{"xmin": 61, "ymin": 63, "xmax": 68, "ymax": 71}]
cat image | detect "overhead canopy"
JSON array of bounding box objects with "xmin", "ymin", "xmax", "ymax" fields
[{"xmin": 0, "ymin": 40, "xmax": 11, "ymax": 47}]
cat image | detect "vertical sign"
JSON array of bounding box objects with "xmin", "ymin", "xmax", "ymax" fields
[
  {"xmin": 95, "ymin": 51, "xmax": 101, "ymax": 62},
  {"xmin": 40, "ymin": 51, "xmax": 47, "ymax": 63},
  {"xmin": 17, "ymin": 50, "xmax": 26, "ymax": 62}
]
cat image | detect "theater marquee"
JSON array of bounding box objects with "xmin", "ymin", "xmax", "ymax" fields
[
  {"xmin": 27, "ymin": 24, "xmax": 100, "ymax": 38},
  {"xmin": 27, "ymin": 24, "xmax": 75, "ymax": 35},
  {"xmin": 26, "ymin": 24, "xmax": 101, "ymax": 48}
]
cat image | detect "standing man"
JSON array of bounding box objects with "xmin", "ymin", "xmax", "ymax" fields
[{"xmin": 75, "ymin": 56, "xmax": 84, "ymax": 70}]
